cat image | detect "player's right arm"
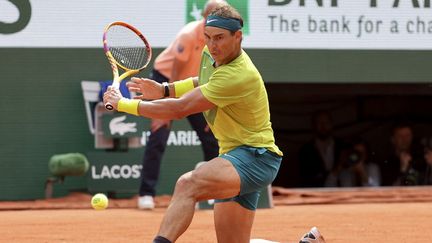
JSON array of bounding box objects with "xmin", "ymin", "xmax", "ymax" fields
[{"xmin": 103, "ymin": 84, "xmax": 214, "ymax": 119}]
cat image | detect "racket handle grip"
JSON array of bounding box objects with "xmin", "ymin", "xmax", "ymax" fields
[
  {"xmin": 105, "ymin": 81, "xmax": 120, "ymax": 110},
  {"xmin": 111, "ymin": 81, "xmax": 120, "ymax": 89}
]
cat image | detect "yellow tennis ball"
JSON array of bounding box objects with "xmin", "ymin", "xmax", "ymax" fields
[{"xmin": 91, "ymin": 193, "xmax": 108, "ymax": 210}]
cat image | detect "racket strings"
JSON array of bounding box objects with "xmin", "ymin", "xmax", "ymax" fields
[{"xmin": 107, "ymin": 25, "xmax": 149, "ymax": 70}]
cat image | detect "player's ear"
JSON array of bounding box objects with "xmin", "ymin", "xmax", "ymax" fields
[{"xmin": 235, "ymin": 30, "xmax": 243, "ymax": 43}]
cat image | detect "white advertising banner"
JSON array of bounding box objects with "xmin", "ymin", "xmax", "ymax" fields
[{"xmin": 1, "ymin": 0, "xmax": 431, "ymax": 49}]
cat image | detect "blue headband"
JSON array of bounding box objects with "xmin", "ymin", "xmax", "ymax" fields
[{"xmin": 205, "ymin": 15, "xmax": 242, "ymax": 32}]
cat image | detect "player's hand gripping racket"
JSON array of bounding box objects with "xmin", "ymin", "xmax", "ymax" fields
[{"xmin": 103, "ymin": 21, "xmax": 152, "ymax": 110}]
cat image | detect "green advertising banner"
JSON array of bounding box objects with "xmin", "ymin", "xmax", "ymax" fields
[{"xmin": 88, "ymin": 117, "xmax": 205, "ymax": 197}]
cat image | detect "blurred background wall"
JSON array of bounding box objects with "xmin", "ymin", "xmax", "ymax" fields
[{"xmin": 1, "ymin": 0, "xmax": 432, "ymax": 200}]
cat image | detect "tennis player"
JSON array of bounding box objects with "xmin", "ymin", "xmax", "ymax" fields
[
  {"xmin": 104, "ymin": 4, "xmax": 324, "ymax": 243},
  {"xmin": 136, "ymin": 0, "xmax": 222, "ymax": 210}
]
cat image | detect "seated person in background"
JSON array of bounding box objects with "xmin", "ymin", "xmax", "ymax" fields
[
  {"xmin": 298, "ymin": 111, "xmax": 348, "ymax": 187},
  {"xmin": 420, "ymin": 136, "xmax": 432, "ymax": 185},
  {"xmin": 380, "ymin": 123, "xmax": 423, "ymax": 186},
  {"xmin": 338, "ymin": 137, "xmax": 381, "ymax": 187}
]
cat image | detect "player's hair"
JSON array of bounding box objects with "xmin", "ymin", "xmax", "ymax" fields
[
  {"xmin": 210, "ymin": 5, "xmax": 243, "ymax": 33},
  {"xmin": 202, "ymin": 0, "xmax": 228, "ymax": 18}
]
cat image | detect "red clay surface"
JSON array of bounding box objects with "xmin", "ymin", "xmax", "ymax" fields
[
  {"xmin": 0, "ymin": 203, "xmax": 431, "ymax": 242},
  {"xmin": 1, "ymin": 187, "xmax": 431, "ymax": 242}
]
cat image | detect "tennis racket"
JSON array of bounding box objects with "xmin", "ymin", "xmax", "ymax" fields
[{"xmin": 103, "ymin": 21, "xmax": 152, "ymax": 110}]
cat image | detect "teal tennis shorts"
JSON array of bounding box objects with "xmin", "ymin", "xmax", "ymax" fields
[{"xmin": 215, "ymin": 145, "xmax": 282, "ymax": 210}]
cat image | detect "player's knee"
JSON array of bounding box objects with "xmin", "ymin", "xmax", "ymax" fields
[
  {"xmin": 174, "ymin": 172, "xmax": 202, "ymax": 199},
  {"xmin": 174, "ymin": 173, "xmax": 195, "ymax": 195}
]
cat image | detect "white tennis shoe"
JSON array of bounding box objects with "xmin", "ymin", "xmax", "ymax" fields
[
  {"xmin": 299, "ymin": 227, "xmax": 326, "ymax": 243},
  {"xmin": 138, "ymin": 195, "xmax": 155, "ymax": 210}
]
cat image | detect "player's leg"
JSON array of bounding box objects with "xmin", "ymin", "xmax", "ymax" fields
[
  {"xmin": 155, "ymin": 156, "xmax": 241, "ymax": 242},
  {"xmin": 186, "ymin": 113, "xmax": 219, "ymax": 160},
  {"xmin": 154, "ymin": 146, "xmax": 281, "ymax": 242},
  {"xmin": 214, "ymin": 201, "xmax": 255, "ymax": 243},
  {"xmin": 212, "ymin": 146, "xmax": 282, "ymax": 242}
]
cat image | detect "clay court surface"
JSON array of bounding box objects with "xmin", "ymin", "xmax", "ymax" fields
[{"xmin": 1, "ymin": 187, "xmax": 431, "ymax": 243}]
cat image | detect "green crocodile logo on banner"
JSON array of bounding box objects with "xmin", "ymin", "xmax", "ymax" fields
[{"xmin": 0, "ymin": 0, "xmax": 31, "ymax": 34}]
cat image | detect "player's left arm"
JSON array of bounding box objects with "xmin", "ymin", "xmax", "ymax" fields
[
  {"xmin": 127, "ymin": 77, "xmax": 198, "ymax": 100},
  {"xmin": 139, "ymin": 87, "xmax": 213, "ymax": 119},
  {"xmin": 103, "ymin": 86, "xmax": 214, "ymax": 119}
]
